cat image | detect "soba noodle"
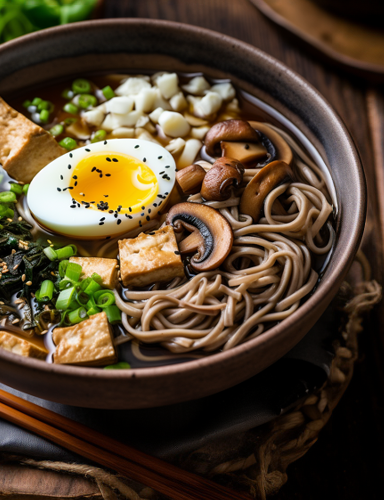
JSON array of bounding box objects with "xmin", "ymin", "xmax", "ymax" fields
[{"xmin": 115, "ymin": 125, "xmax": 335, "ymax": 354}]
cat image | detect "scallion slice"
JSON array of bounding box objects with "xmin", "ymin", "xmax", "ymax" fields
[
  {"xmin": 72, "ymin": 79, "xmax": 91, "ymax": 94},
  {"xmin": 23, "ymin": 184, "xmax": 30, "ymax": 195},
  {"xmin": 94, "ymin": 290, "xmax": 115, "ymax": 308},
  {"xmin": 39, "ymin": 280, "xmax": 54, "ymax": 301},
  {"xmin": 39, "ymin": 109, "xmax": 50, "ymax": 123},
  {"xmin": 78, "ymin": 94, "xmax": 97, "ymax": 109},
  {"xmin": 105, "ymin": 305, "xmax": 121, "ymax": 324},
  {"xmin": 64, "ymin": 261, "xmax": 82, "ymax": 282},
  {"xmin": 102, "ymin": 85, "xmax": 115, "ymax": 100},
  {"xmin": 50, "ymin": 124, "xmax": 64, "ymax": 137},
  {"xmin": 84, "ymin": 279, "xmax": 102, "ymax": 295},
  {"xmin": 55, "ymin": 244, "xmax": 77, "ymax": 260},
  {"xmin": 67, "ymin": 307, "xmax": 88, "ymax": 325},
  {"xmin": 59, "ymin": 137, "xmax": 77, "ymax": 151},
  {"xmin": 91, "ymin": 129, "xmax": 107, "ymax": 143},
  {"xmin": 9, "ymin": 183, "xmax": 23, "ymax": 195},
  {"xmin": 56, "ymin": 286, "xmax": 76, "ymax": 310},
  {"xmin": 63, "ymin": 103, "xmax": 78, "ymax": 114},
  {"xmin": 43, "ymin": 246, "xmax": 57, "ymax": 261},
  {"xmin": 0, "ymin": 191, "xmax": 16, "ymax": 203},
  {"xmin": 59, "ymin": 260, "xmax": 69, "ymax": 278}
]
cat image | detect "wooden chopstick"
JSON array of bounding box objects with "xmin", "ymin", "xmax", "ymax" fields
[{"xmin": 0, "ymin": 389, "xmax": 252, "ymax": 500}]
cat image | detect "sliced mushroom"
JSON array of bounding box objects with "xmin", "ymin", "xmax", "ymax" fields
[
  {"xmin": 166, "ymin": 202, "xmax": 233, "ymax": 272},
  {"xmin": 220, "ymin": 141, "xmax": 267, "ymax": 164},
  {"xmin": 248, "ymin": 121, "xmax": 293, "ymax": 166},
  {"xmin": 176, "ymin": 164, "xmax": 206, "ymax": 195},
  {"xmin": 240, "ymin": 160, "xmax": 294, "ymax": 223},
  {"xmin": 200, "ymin": 157, "xmax": 244, "ymax": 201},
  {"xmin": 204, "ymin": 119, "xmax": 260, "ymax": 157}
]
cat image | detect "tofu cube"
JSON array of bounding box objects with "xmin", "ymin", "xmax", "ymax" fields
[
  {"xmin": 0, "ymin": 331, "xmax": 47, "ymax": 360},
  {"xmin": 0, "ymin": 97, "xmax": 66, "ymax": 183},
  {"xmin": 69, "ymin": 256, "xmax": 118, "ymax": 289},
  {"xmin": 119, "ymin": 225, "xmax": 185, "ymax": 287},
  {"xmin": 53, "ymin": 311, "xmax": 117, "ymax": 366}
]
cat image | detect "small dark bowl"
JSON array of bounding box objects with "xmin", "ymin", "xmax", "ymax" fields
[{"xmin": 0, "ymin": 20, "xmax": 365, "ymax": 409}]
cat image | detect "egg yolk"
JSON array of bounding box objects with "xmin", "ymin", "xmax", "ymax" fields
[{"xmin": 69, "ymin": 152, "xmax": 158, "ymax": 213}]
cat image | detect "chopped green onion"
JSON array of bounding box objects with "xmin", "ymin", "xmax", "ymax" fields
[
  {"xmin": 62, "ymin": 89, "xmax": 74, "ymax": 100},
  {"xmin": 9, "ymin": 183, "xmax": 23, "ymax": 195},
  {"xmin": 37, "ymin": 100, "xmax": 51, "ymax": 111},
  {"xmin": 43, "ymin": 246, "xmax": 57, "ymax": 261},
  {"xmin": 84, "ymin": 279, "xmax": 101, "ymax": 295},
  {"xmin": 23, "ymin": 100, "xmax": 31, "ymax": 108},
  {"xmin": 59, "ymin": 279, "xmax": 74, "ymax": 290},
  {"xmin": 23, "ymin": 184, "xmax": 30, "ymax": 195},
  {"xmin": 55, "ymin": 244, "xmax": 77, "ymax": 260},
  {"xmin": 67, "ymin": 307, "xmax": 88, "ymax": 325},
  {"xmin": 75, "ymin": 290, "xmax": 89, "ymax": 306},
  {"xmin": 91, "ymin": 272, "xmax": 102, "ymax": 284},
  {"xmin": 78, "ymin": 94, "xmax": 97, "ymax": 109},
  {"xmin": 105, "ymin": 305, "xmax": 121, "ymax": 324},
  {"xmin": 39, "ymin": 109, "xmax": 50, "ymax": 123},
  {"xmin": 72, "ymin": 79, "xmax": 91, "ymax": 94},
  {"xmin": 5, "ymin": 208, "xmax": 14, "ymax": 218},
  {"xmin": 56, "ymin": 286, "xmax": 76, "ymax": 310},
  {"xmin": 102, "ymin": 85, "xmax": 115, "ymax": 100},
  {"xmin": 49, "ymin": 124, "xmax": 64, "ymax": 137},
  {"xmin": 94, "ymin": 290, "xmax": 115, "ymax": 308},
  {"xmin": 0, "ymin": 205, "xmax": 8, "ymax": 217},
  {"xmin": 91, "ymin": 129, "xmax": 107, "ymax": 143},
  {"xmin": 59, "ymin": 137, "xmax": 77, "ymax": 150},
  {"xmin": 65, "ymin": 261, "xmax": 82, "ymax": 282},
  {"xmin": 59, "ymin": 260, "xmax": 69, "ymax": 278},
  {"xmin": 39, "ymin": 280, "xmax": 54, "ymax": 301},
  {"xmin": 80, "ymin": 277, "xmax": 92, "ymax": 291},
  {"xmin": 31, "ymin": 97, "xmax": 42, "ymax": 106},
  {"xmin": 0, "ymin": 191, "xmax": 16, "ymax": 203},
  {"xmin": 64, "ymin": 117, "xmax": 77, "ymax": 126},
  {"xmin": 63, "ymin": 103, "xmax": 78, "ymax": 114},
  {"xmin": 87, "ymin": 306, "xmax": 101, "ymax": 316},
  {"xmin": 104, "ymin": 362, "xmax": 131, "ymax": 370}
]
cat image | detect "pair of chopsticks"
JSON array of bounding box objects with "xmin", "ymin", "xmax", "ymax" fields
[{"xmin": 0, "ymin": 388, "xmax": 252, "ymax": 500}]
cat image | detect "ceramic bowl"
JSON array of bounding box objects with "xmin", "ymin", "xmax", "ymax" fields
[{"xmin": 0, "ymin": 19, "xmax": 365, "ymax": 409}]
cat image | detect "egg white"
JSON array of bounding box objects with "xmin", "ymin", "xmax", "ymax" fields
[{"xmin": 27, "ymin": 139, "xmax": 176, "ymax": 239}]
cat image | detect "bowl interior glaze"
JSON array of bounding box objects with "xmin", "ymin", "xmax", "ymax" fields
[{"xmin": 0, "ymin": 19, "xmax": 365, "ymax": 409}]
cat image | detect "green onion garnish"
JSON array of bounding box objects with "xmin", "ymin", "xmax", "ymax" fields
[
  {"xmin": 39, "ymin": 280, "xmax": 54, "ymax": 301},
  {"xmin": 102, "ymin": 85, "xmax": 115, "ymax": 100},
  {"xmin": 105, "ymin": 305, "xmax": 122, "ymax": 324},
  {"xmin": 31, "ymin": 97, "xmax": 42, "ymax": 106},
  {"xmin": 5, "ymin": 208, "xmax": 14, "ymax": 218},
  {"xmin": 94, "ymin": 290, "xmax": 115, "ymax": 308},
  {"xmin": 87, "ymin": 306, "xmax": 101, "ymax": 316},
  {"xmin": 78, "ymin": 94, "xmax": 97, "ymax": 109},
  {"xmin": 43, "ymin": 246, "xmax": 57, "ymax": 261},
  {"xmin": 59, "ymin": 137, "xmax": 77, "ymax": 151},
  {"xmin": 0, "ymin": 191, "xmax": 16, "ymax": 203},
  {"xmin": 23, "ymin": 184, "xmax": 30, "ymax": 195},
  {"xmin": 55, "ymin": 244, "xmax": 77, "ymax": 260},
  {"xmin": 64, "ymin": 261, "xmax": 82, "ymax": 282},
  {"xmin": 63, "ymin": 103, "xmax": 78, "ymax": 114},
  {"xmin": 0, "ymin": 204, "xmax": 7, "ymax": 217},
  {"xmin": 39, "ymin": 109, "xmax": 50, "ymax": 123},
  {"xmin": 58, "ymin": 260, "xmax": 69, "ymax": 278},
  {"xmin": 56, "ymin": 286, "xmax": 76, "ymax": 310},
  {"xmin": 23, "ymin": 100, "xmax": 31, "ymax": 108},
  {"xmin": 62, "ymin": 89, "xmax": 74, "ymax": 100},
  {"xmin": 75, "ymin": 291, "xmax": 89, "ymax": 306},
  {"xmin": 72, "ymin": 79, "xmax": 91, "ymax": 95},
  {"xmin": 37, "ymin": 100, "xmax": 52, "ymax": 111},
  {"xmin": 91, "ymin": 129, "xmax": 107, "ymax": 143},
  {"xmin": 67, "ymin": 307, "xmax": 88, "ymax": 324},
  {"xmin": 50, "ymin": 124, "xmax": 64, "ymax": 137},
  {"xmin": 9, "ymin": 183, "xmax": 23, "ymax": 195},
  {"xmin": 84, "ymin": 279, "xmax": 101, "ymax": 295}
]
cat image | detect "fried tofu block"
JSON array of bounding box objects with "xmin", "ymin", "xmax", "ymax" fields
[
  {"xmin": 0, "ymin": 97, "xmax": 66, "ymax": 183},
  {"xmin": 0, "ymin": 330, "xmax": 47, "ymax": 360},
  {"xmin": 119, "ymin": 225, "xmax": 185, "ymax": 287},
  {"xmin": 69, "ymin": 256, "xmax": 118, "ymax": 289},
  {"xmin": 53, "ymin": 311, "xmax": 117, "ymax": 366}
]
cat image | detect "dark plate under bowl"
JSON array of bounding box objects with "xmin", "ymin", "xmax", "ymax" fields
[{"xmin": 0, "ymin": 19, "xmax": 365, "ymax": 409}]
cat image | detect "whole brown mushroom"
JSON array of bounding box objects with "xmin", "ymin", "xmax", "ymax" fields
[
  {"xmin": 200, "ymin": 157, "xmax": 244, "ymax": 201},
  {"xmin": 204, "ymin": 119, "xmax": 261, "ymax": 157}
]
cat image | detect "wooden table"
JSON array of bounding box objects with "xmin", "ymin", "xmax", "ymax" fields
[{"xmin": 2, "ymin": 1, "xmax": 384, "ymax": 498}]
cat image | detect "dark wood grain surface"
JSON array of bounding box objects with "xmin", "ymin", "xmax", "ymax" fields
[{"xmin": 2, "ymin": 0, "xmax": 384, "ymax": 498}]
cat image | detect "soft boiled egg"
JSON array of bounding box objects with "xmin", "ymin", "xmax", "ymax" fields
[{"xmin": 27, "ymin": 139, "xmax": 176, "ymax": 239}]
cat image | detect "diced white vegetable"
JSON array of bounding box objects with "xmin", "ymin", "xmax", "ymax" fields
[
  {"xmin": 165, "ymin": 137, "xmax": 186, "ymax": 155},
  {"xmin": 153, "ymin": 88, "xmax": 172, "ymax": 111},
  {"xmin": 169, "ymin": 92, "xmax": 188, "ymax": 112},
  {"xmin": 105, "ymin": 96, "xmax": 134, "ymax": 115},
  {"xmin": 158, "ymin": 111, "xmax": 191, "ymax": 138},
  {"xmin": 177, "ymin": 139, "xmax": 202, "ymax": 169},
  {"xmin": 157, "ymin": 73, "xmax": 179, "ymax": 99},
  {"xmin": 193, "ymin": 92, "xmax": 222, "ymax": 117},
  {"xmin": 111, "ymin": 127, "xmax": 135, "ymax": 138},
  {"xmin": 191, "ymin": 126, "xmax": 210, "ymax": 140},
  {"xmin": 101, "ymin": 110, "xmax": 144, "ymax": 131},
  {"xmin": 115, "ymin": 77, "xmax": 151, "ymax": 96},
  {"xmin": 134, "ymin": 88, "xmax": 157, "ymax": 113},
  {"xmin": 135, "ymin": 115, "xmax": 150, "ymax": 128},
  {"xmin": 182, "ymin": 76, "xmax": 210, "ymax": 95},
  {"xmin": 149, "ymin": 107, "xmax": 164, "ymax": 123},
  {"xmin": 82, "ymin": 105, "xmax": 106, "ymax": 127},
  {"xmin": 183, "ymin": 112, "xmax": 209, "ymax": 127},
  {"xmin": 209, "ymin": 82, "xmax": 236, "ymax": 101},
  {"xmin": 225, "ymin": 98, "xmax": 240, "ymax": 114},
  {"xmin": 135, "ymin": 128, "xmax": 161, "ymax": 144},
  {"xmin": 151, "ymin": 71, "xmax": 168, "ymax": 85}
]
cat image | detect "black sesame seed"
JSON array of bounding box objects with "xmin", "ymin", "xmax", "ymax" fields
[
  {"xmin": 159, "ymin": 171, "xmax": 165, "ymax": 175},
  {"xmin": 141, "ymin": 213, "xmax": 145, "ymax": 217},
  {"xmin": 146, "ymin": 215, "xmax": 150, "ymax": 221},
  {"xmin": 99, "ymin": 174, "xmax": 103, "ymax": 178},
  {"xmin": 158, "ymin": 156, "xmax": 162, "ymax": 159},
  {"xmin": 74, "ymin": 181, "xmax": 78, "ymax": 186},
  {"xmin": 142, "ymin": 157, "xmax": 146, "ymax": 162},
  {"xmin": 63, "ymin": 188, "xmax": 68, "ymax": 191},
  {"xmin": 57, "ymin": 187, "xmax": 61, "ymax": 192},
  {"xmin": 244, "ymin": 144, "xmax": 250, "ymax": 150},
  {"xmin": 104, "ymin": 140, "xmax": 107, "ymax": 145},
  {"xmin": 100, "ymin": 217, "xmax": 105, "ymax": 221},
  {"xmin": 96, "ymin": 169, "xmax": 101, "ymax": 173},
  {"xmin": 117, "ymin": 219, "xmax": 122, "ymax": 225},
  {"xmin": 105, "ymin": 236, "xmax": 111, "ymax": 239},
  {"xmin": 141, "ymin": 206, "xmax": 145, "ymax": 210},
  {"xmin": 174, "ymin": 251, "xmax": 180, "ymax": 255},
  {"xmin": 153, "ymin": 203, "xmax": 157, "ymax": 207},
  {"xmin": 99, "ymin": 222, "xmax": 104, "ymax": 225},
  {"xmin": 104, "ymin": 195, "xmax": 109, "ymax": 198},
  {"xmin": 60, "ymin": 175, "xmax": 63, "ymax": 180},
  {"xmin": 68, "ymin": 186, "xmax": 74, "ymax": 190},
  {"xmin": 73, "ymin": 175, "xmax": 78, "ymax": 179},
  {"xmin": 69, "ymin": 153, "xmax": 73, "ymax": 158},
  {"xmin": 68, "ymin": 164, "xmax": 71, "ymax": 169},
  {"xmin": 112, "ymin": 158, "xmax": 118, "ymax": 162},
  {"xmin": 106, "ymin": 174, "xmax": 111, "ymax": 177},
  {"xmin": 114, "ymin": 213, "xmax": 118, "ymax": 218},
  {"xmin": 158, "ymin": 201, "xmax": 163, "ymax": 206},
  {"xmin": 165, "ymin": 165, "xmax": 170, "ymax": 168},
  {"xmin": 77, "ymin": 203, "xmax": 80, "ymax": 207},
  {"xmin": 109, "ymin": 210, "xmax": 114, "ymax": 213},
  {"xmin": 106, "ymin": 157, "xmax": 111, "ymax": 162},
  {"xmin": 70, "ymin": 205, "xmax": 76, "ymax": 208},
  {"xmin": 165, "ymin": 192, "xmax": 169, "ymax": 195},
  {"xmin": 129, "ymin": 207, "xmax": 132, "ymax": 212},
  {"xmin": 134, "ymin": 145, "xmax": 139, "ymax": 149},
  {"xmin": 92, "ymin": 167, "xmax": 96, "ymax": 172},
  {"xmin": 139, "ymin": 220, "xmax": 142, "ymax": 226},
  {"xmin": 148, "ymin": 209, "xmax": 151, "ymax": 214},
  {"xmin": 128, "ymin": 215, "xmax": 132, "ymax": 219},
  {"xmin": 85, "ymin": 148, "xmax": 91, "ymax": 152}
]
